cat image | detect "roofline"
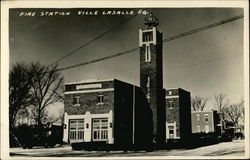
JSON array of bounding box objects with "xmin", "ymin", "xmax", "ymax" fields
[
  {"xmin": 65, "ymin": 78, "xmax": 115, "ymax": 85},
  {"xmin": 164, "ymin": 87, "xmax": 190, "ymax": 93},
  {"xmin": 164, "ymin": 87, "xmax": 179, "ymax": 90},
  {"xmin": 191, "ymin": 110, "xmax": 216, "ymax": 113}
]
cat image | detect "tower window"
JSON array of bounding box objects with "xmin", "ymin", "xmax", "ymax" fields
[
  {"xmin": 143, "ymin": 31, "xmax": 153, "ymax": 42},
  {"xmin": 97, "ymin": 94, "xmax": 104, "ymax": 104},
  {"xmin": 73, "ymin": 96, "xmax": 80, "ymax": 106},
  {"xmin": 145, "ymin": 45, "xmax": 151, "ymax": 62},
  {"xmin": 147, "ymin": 76, "xmax": 150, "ymax": 87},
  {"xmin": 146, "ymin": 76, "xmax": 150, "ymax": 99}
]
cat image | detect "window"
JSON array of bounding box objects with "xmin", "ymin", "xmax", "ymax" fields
[
  {"xmin": 196, "ymin": 114, "xmax": 200, "ymax": 121},
  {"xmin": 142, "ymin": 31, "xmax": 153, "ymax": 42},
  {"xmin": 69, "ymin": 119, "xmax": 84, "ymax": 142},
  {"xmin": 168, "ymin": 99, "xmax": 173, "ymax": 109},
  {"xmin": 204, "ymin": 114, "xmax": 209, "ymax": 122},
  {"xmin": 145, "ymin": 46, "xmax": 151, "ymax": 62},
  {"xmin": 197, "ymin": 125, "xmax": 201, "ymax": 132},
  {"xmin": 169, "ymin": 126, "xmax": 174, "ymax": 135},
  {"xmin": 205, "ymin": 125, "xmax": 209, "ymax": 133},
  {"xmin": 97, "ymin": 94, "xmax": 104, "ymax": 104},
  {"xmin": 146, "ymin": 77, "xmax": 150, "ymax": 99},
  {"xmin": 147, "ymin": 76, "xmax": 150, "ymax": 88},
  {"xmin": 169, "ymin": 91, "xmax": 172, "ymax": 95},
  {"xmin": 73, "ymin": 96, "xmax": 80, "ymax": 106},
  {"xmin": 92, "ymin": 118, "xmax": 108, "ymax": 141}
]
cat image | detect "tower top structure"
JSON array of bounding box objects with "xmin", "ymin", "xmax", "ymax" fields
[{"xmin": 144, "ymin": 13, "xmax": 159, "ymax": 29}]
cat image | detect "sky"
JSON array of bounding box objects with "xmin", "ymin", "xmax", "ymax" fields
[{"xmin": 9, "ymin": 8, "xmax": 244, "ymax": 112}]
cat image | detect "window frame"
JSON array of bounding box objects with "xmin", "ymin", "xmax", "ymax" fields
[
  {"xmin": 73, "ymin": 96, "xmax": 80, "ymax": 106},
  {"xmin": 97, "ymin": 94, "xmax": 104, "ymax": 105},
  {"xmin": 168, "ymin": 99, "xmax": 174, "ymax": 109},
  {"xmin": 204, "ymin": 114, "xmax": 209, "ymax": 122},
  {"xmin": 142, "ymin": 31, "xmax": 153, "ymax": 42},
  {"xmin": 145, "ymin": 45, "xmax": 151, "ymax": 62},
  {"xmin": 196, "ymin": 114, "xmax": 200, "ymax": 121}
]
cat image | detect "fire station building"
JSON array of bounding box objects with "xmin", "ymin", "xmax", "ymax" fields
[
  {"xmin": 63, "ymin": 79, "xmax": 152, "ymax": 148},
  {"xmin": 63, "ymin": 14, "xmax": 192, "ymax": 148}
]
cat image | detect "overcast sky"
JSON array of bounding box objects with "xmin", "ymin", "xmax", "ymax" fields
[{"xmin": 9, "ymin": 8, "xmax": 244, "ymax": 111}]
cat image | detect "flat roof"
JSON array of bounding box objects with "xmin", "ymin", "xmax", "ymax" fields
[{"xmin": 65, "ymin": 78, "xmax": 115, "ymax": 85}]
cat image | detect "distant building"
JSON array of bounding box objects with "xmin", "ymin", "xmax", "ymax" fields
[
  {"xmin": 63, "ymin": 79, "xmax": 152, "ymax": 148},
  {"xmin": 191, "ymin": 110, "xmax": 220, "ymax": 134},
  {"xmin": 165, "ymin": 88, "xmax": 192, "ymax": 142}
]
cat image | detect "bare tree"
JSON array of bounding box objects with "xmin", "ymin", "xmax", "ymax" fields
[
  {"xmin": 223, "ymin": 100, "xmax": 244, "ymax": 127},
  {"xmin": 29, "ymin": 63, "xmax": 64, "ymax": 126},
  {"xmin": 191, "ymin": 96, "xmax": 208, "ymax": 111},
  {"xmin": 214, "ymin": 94, "xmax": 229, "ymax": 112},
  {"xmin": 45, "ymin": 108, "xmax": 64, "ymax": 125},
  {"xmin": 9, "ymin": 63, "xmax": 34, "ymax": 129}
]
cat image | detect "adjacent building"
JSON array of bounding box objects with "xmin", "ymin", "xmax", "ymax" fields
[
  {"xmin": 165, "ymin": 88, "xmax": 191, "ymax": 142},
  {"xmin": 191, "ymin": 110, "xmax": 220, "ymax": 134}
]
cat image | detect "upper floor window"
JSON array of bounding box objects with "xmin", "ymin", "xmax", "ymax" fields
[
  {"xmin": 142, "ymin": 31, "xmax": 153, "ymax": 42},
  {"xmin": 145, "ymin": 46, "xmax": 151, "ymax": 62},
  {"xmin": 73, "ymin": 96, "xmax": 80, "ymax": 106},
  {"xmin": 196, "ymin": 114, "xmax": 200, "ymax": 121},
  {"xmin": 204, "ymin": 114, "xmax": 209, "ymax": 122},
  {"xmin": 97, "ymin": 94, "xmax": 104, "ymax": 104}
]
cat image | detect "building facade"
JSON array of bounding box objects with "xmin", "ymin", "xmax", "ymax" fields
[
  {"xmin": 139, "ymin": 14, "xmax": 166, "ymax": 144},
  {"xmin": 63, "ymin": 79, "xmax": 153, "ymax": 149},
  {"xmin": 165, "ymin": 88, "xmax": 192, "ymax": 142},
  {"xmin": 191, "ymin": 110, "xmax": 220, "ymax": 134}
]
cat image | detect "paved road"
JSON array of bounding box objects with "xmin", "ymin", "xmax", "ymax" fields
[{"xmin": 10, "ymin": 140, "xmax": 245, "ymax": 157}]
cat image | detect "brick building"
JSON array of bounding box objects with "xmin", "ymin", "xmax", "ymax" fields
[
  {"xmin": 63, "ymin": 79, "xmax": 152, "ymax": 149},
  {"xmin": 63, "ymin": 14, "xmax": 192, "ymax": 148},
  {"xmin": 165, "ymin": 88, "xmax": 192, "ymax": 142},
  {"xmin": 191, "ymin": 110, "xmax": 220, "ymax": 134}
]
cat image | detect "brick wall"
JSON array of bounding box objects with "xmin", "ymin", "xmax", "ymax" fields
[
  {"xmin": 140, "ymin": 29, "xmax": 165, "ymax": 143},
  {"xmin": 191, "ymin": 111, "xmax": 215, "ymax": 133},
  {"xmin": 64, "ymin": 91, "xmax": 114, "ymax": 115},
  {"xmin": 165, "ymin": 88, "xmax": 191, "ymax": 140}
]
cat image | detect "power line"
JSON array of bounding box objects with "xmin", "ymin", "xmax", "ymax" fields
[
  {"xmin": 163, "ymin": 14, "xmax": 243, "ymax": 42},
  {"xmin": 56, "ymin": 14, "xmax": 243, "ymax": 72},
  {"xmin": 49, "ymin": 14, "xmax": 138, "ymax": 66},
  {"xmin": 57, "ymin": 47, "xmax": 139, "ymax": 71},
  {"xmin": 166, "ymin": 53, "xmax": 243, "ymax": 71}
]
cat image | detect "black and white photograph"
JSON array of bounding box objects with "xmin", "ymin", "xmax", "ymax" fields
[{"xmin": 1, "ymin": 0, "xmax": 249, "ymax": 159}]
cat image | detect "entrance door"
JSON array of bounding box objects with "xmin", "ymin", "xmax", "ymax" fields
[
  {"xmin": 92, "ymin": 118, "xmax": 108, "ymax": 142},
  {"xmin": 168, "ymin": 126, "xmax": 175, "ymax": 139},
  {"xmin": 69, "ymin": 119, "xmax": 84, "ymax": 143}
]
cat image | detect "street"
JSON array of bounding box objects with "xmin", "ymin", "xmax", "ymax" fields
[{"xmin": 10, "ymin": 140, "xmax": 245, "ymax": 157}]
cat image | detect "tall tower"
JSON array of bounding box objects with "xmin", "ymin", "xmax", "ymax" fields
[{"xmin": 139, "ymin": 14, "xmax": 165, "ymax": 144}]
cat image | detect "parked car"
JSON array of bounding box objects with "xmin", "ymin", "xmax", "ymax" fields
[{"xmin": 16, "ymin": 124, "xmax": 62, "ymax": 149}]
